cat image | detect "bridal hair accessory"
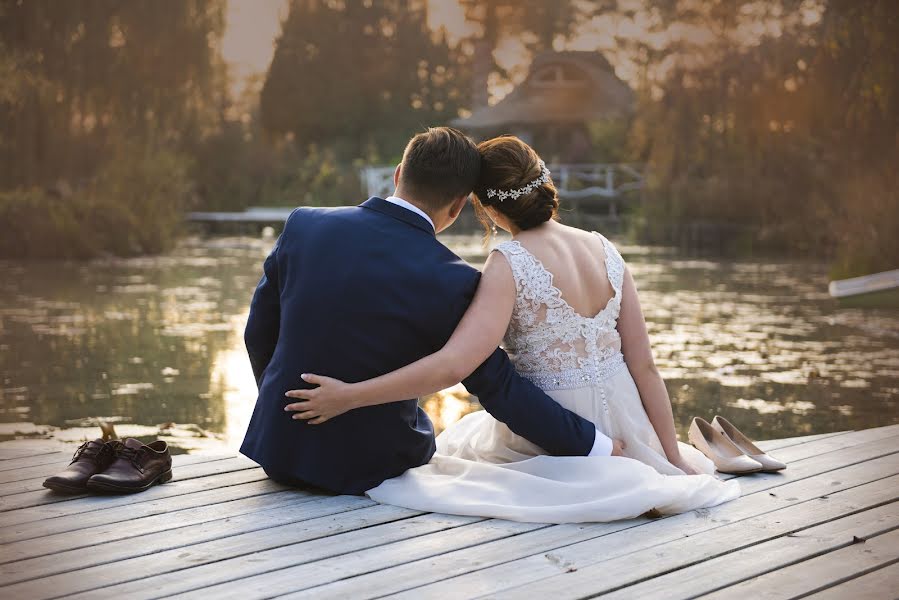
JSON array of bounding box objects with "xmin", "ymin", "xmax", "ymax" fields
[{"xmin": 486, "ymin": 160, "xmax": 551, "ymax": 202}]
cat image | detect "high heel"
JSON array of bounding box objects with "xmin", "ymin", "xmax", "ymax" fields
[
  {"xmin": 712, "ymin": 416, "xmax": 786, "ymax": 472},
  {"xmin": 688, "ymin": 417, "xmax": 763, "ymax": 474}
]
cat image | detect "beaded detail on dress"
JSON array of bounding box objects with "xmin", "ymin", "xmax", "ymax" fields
[{"xmin": 492, "ymin": 232, "xmax": 627, "ymax": 392}]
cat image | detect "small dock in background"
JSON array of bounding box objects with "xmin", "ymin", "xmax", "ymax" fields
[
  {"xmin": 187, "ymin": 206, "xmax": 294, "ymax": 224},
  {"xmin": 186, "ymin": 162, "xmax": 645, "ymax": 230},
  {"xmin": 0, "ymin": 425, "xmax": 897, "ymax": 599}
]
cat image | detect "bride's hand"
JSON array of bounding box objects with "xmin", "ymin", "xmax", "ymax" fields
[
  {"xmin": 284, "ymin": 373, "xmax": 358, "ymax": 424},
  {"xmin": 671, "ymin": 454, "xmax": 703, "ymax": 475}
]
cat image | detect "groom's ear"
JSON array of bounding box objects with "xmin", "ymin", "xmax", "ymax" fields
[
  {"xmin": 393, "ymin": 164, "xmax": 401, "ymax": 187},
  {"xmin": 448, "ymin": 195, "xmax": 468, "ymax": 219}
]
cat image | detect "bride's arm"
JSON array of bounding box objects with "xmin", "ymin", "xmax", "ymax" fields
[
  {"xmin": 283, "ymin": 252, "xmax": 515, "ymax": 423},
  {"xmin": 618, "ymin": 266, "xmax": 700, "ymax": 474}
]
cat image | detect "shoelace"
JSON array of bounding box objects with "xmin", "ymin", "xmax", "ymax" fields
[
  {"xmin": 114, "ymin": 444, "xmax": 146, "ymax": 471},
  {"xmin": 71, "ymin": 441, "xmax": 111, "ymax": 465}
]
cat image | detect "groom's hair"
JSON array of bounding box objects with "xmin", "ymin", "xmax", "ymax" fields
[{"xmin": 399, "ymin": 127, "xmax": 481, "ymax": 212}]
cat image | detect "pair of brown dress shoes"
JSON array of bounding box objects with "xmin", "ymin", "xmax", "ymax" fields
[{"xmin": 43, "ymin": 437, "xmax": 172, "ymax": 494}]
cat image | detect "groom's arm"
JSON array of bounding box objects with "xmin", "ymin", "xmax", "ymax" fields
[
  {"xmin": 462, "ymin": 350, "xmax": 611, "ymax": 457},
  {"xmin": 245, "ymin": 232, "xmax": 283, "ymax": 387}
]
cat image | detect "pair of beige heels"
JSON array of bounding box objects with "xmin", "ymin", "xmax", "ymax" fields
[{"xmin": 688, "ymin": 416, "xmax": 787, "ymax": 474}]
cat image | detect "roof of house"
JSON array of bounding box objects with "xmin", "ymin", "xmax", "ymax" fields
[{"xmin": 452, "ymin": 51, "xmax": 635, "ymax": 130}]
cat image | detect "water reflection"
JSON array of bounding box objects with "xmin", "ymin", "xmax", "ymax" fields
[
  {"xmin": 0, "ymin": 237, "xmax": 264, "ymax": 453},
  {"xmin": 0, "ymin": 234, "xmax": 896, "ymax": 453}
]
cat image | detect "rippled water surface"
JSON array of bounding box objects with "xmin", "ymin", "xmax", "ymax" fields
[{"xmin": 1, "ymin": 234, "xmax": 896, "ymax": 453}]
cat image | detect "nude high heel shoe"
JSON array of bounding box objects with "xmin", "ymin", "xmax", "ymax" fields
[
  {"xmin": 688, "ymin": 417, "xmax": 763, "ymax": 474},
  {"xmin": 712, "ymin": 416, "xmax": 786, "ymax": 472}
]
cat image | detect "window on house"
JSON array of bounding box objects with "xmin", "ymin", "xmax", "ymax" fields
[{"xmin": 531, "ymin": 64, "xmax": 588, "ymax": 86}]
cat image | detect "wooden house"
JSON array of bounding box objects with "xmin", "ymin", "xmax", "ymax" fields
[{"xmin": 452, "ymin": 51, "xmax": 635, "ymax": 162}]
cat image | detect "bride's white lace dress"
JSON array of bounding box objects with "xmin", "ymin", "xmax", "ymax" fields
[{"xmin": 366, "ymin": 233, "xmax": 740, "ymax": 523}]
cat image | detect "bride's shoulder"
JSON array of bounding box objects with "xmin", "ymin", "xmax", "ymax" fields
[
  {"xmin": 485, "ymin": 241, "xmax": 535, "ymax": 287},
  {"xmin": 589, "ymin": 230, "xmax": 624, "ymax": 261},
  {"xmin": 587, "ymin": 228, "xmax": 612, "ymax": 244},
  {"xmin": 489, "ymin": 239, "xmax": 526, "ymax": 262}
]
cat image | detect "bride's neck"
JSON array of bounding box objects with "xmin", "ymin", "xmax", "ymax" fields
[{"xmin": 511, "ymin": 219, "xmax": 555, "ymax": 239}]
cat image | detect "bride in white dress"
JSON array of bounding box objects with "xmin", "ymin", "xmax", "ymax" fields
[{"xmin": 286, "ymin": 136, "xmax": 740, "ymax": 523}]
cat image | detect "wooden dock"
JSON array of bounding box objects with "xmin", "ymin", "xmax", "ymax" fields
[{"xmin": 0, "ymin": 425, "xmax": 897, "ymax": 599}]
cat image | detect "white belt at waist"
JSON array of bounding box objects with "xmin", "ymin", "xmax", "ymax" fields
[{"xmin": 517, "ymin": 352, "xmax": 628, "ymax": 391}]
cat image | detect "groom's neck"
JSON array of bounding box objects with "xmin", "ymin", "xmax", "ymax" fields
[{"xmin": 393, "ymin": 187, "xmax": 441, "ymax": 228}]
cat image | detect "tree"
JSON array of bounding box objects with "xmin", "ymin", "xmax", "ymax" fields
[
  {"xmin": 260, "ymin": 0, "xmax": 468, "ymax": 161},
  {"xmin": 0, "ymin": 0, "xmax": 227, "ymax": 258},
  {"xmin": 630, "ymin": 0, "xmax": 899, "ymax": 268},
  {"xmin": 0, "ymin": 0, "xmax": 227, "ymax": 189}
]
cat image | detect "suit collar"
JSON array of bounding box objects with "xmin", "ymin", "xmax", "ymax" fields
[{"xmin": 361, "ymin": 197, "xmax": 436, "ymax": 237}]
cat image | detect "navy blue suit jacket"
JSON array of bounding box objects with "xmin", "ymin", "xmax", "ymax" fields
[{"xmin": 240, "ymin": 197, "xmax": 597, "ymax": 494}]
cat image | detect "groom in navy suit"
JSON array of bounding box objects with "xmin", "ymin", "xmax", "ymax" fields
[{"xmin": 240, "ymin": 127, "xmax": 613, "ymax": 495}]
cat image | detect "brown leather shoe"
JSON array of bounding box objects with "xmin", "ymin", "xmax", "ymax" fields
[
  {"xmin": 43, "ymin": 439, "xmax": 117, "ymax": 494},
  {"xmin": 86, "ymin": 438, "xmax": 172, "ymax": 493}
]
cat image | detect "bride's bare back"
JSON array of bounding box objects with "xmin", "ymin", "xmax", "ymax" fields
[{"xmin": 511, "ymin": 220, "xmax": 616, "ymax": 319}]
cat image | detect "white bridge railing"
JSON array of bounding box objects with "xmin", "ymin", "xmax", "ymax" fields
[{"xmin": 361, "ymin": 163, "xmax": 644, "ymax": 205}]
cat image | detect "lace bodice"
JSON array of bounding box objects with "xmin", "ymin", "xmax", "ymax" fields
[{"xmin": 492, "ymin": 232, "xmax": 627, "ymax": 391}]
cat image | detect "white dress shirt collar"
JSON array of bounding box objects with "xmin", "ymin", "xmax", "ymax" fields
[{"xmin": 384, "ymin": 195, "xmax": 435, "ymax": 232}]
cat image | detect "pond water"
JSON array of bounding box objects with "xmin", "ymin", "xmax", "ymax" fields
[{"xmin": 1, "ymin": 233, "xmax": 897, "ymax": 454}]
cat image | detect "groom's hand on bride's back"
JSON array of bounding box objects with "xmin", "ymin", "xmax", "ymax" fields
[{"xmin": 612, "ymin": 438, "xmax": 626, "ymax": 456}]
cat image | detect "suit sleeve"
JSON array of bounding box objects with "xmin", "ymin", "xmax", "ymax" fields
[
  {"xmin": 462, "ymin": 349, "xmax": 597, "ymax": 456},
  {"xmin": 244, "ymin": 216, "xmax": 291, "ymax": 386}
]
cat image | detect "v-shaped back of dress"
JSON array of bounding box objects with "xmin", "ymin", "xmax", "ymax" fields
[{"xmin": 492, "ymin": 232, "xmax": 627, "ymax": 391}]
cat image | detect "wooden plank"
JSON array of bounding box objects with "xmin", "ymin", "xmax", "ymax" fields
[
  {"xmin": 286, "ymin": 521, "xmax": 641, "ymax": 600},
  {"xmin": 0, "ymin": 452, "xmax": 71, "ymax": 472},
  {"xmin": 0, "ymin": 455, "xmax": 258, "ymax": 512},
  {"xmin": 0, "ymin": 467, "xmax": 269, "ymax": 530},
  {"xmin": 0, "ymin": 448, "xmax": 57, "ymax": 460},
  {"xmin": 1, "ymin": 487, "xmax": 318, "ymax": 564},
  {"xmin": 0, "ymin": 453, "xmax": 236, "ymax": 494},
  {"xmin": 731, "ymin": 425, "xmax": 899, "ymax": 468},
  {"xmin": 0, "ymin": 451, "xmax": 234, "ymax": 484},
  {"xmin": 18, "ymin": 507, "xmax": 459, "ymax": 600},
  {"xmin": 57, "ymin": 507, "xmax": 452, "ymax": 600},
  {"xmin": 480, "ymin": 476, "xmax": 899, "ymax": 600},
  {"xmin": 0, "ymin": 493, "xmax": 367, "ymax": 587},
  {"xmin": 0, "ymin": 477, "xmax": 288, "ymax": 545},
  {"xmin": 754, "ymin": 430, "xmax": 850, "ymax": 452},
  {"xmin": 705, "ymin": 528, "xmax": 899, "ymax": 600},
  {"xmin": 378, "ymin": 440, "xmax": 899, "ymax": 600},
  {"xmin": 806, "ymin": 562, "xmax": 899, "ymax": 600},
  {"xmin": 599, "ymin": 501, "xmax": 899, "ymax": 599},
  {"xmin": 166, "ymin": 519, "xmax": 543, "ymax": 600}
]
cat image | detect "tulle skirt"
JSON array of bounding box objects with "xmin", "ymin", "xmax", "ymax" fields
[{"xmin": 366, "ymin": 368, "xmax": 740, "ymax": 523}]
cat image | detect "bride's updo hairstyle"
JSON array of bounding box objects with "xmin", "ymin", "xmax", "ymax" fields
[{"xmin": 472, "ymin": 136, "xmax": 559, "ymax": 233}]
